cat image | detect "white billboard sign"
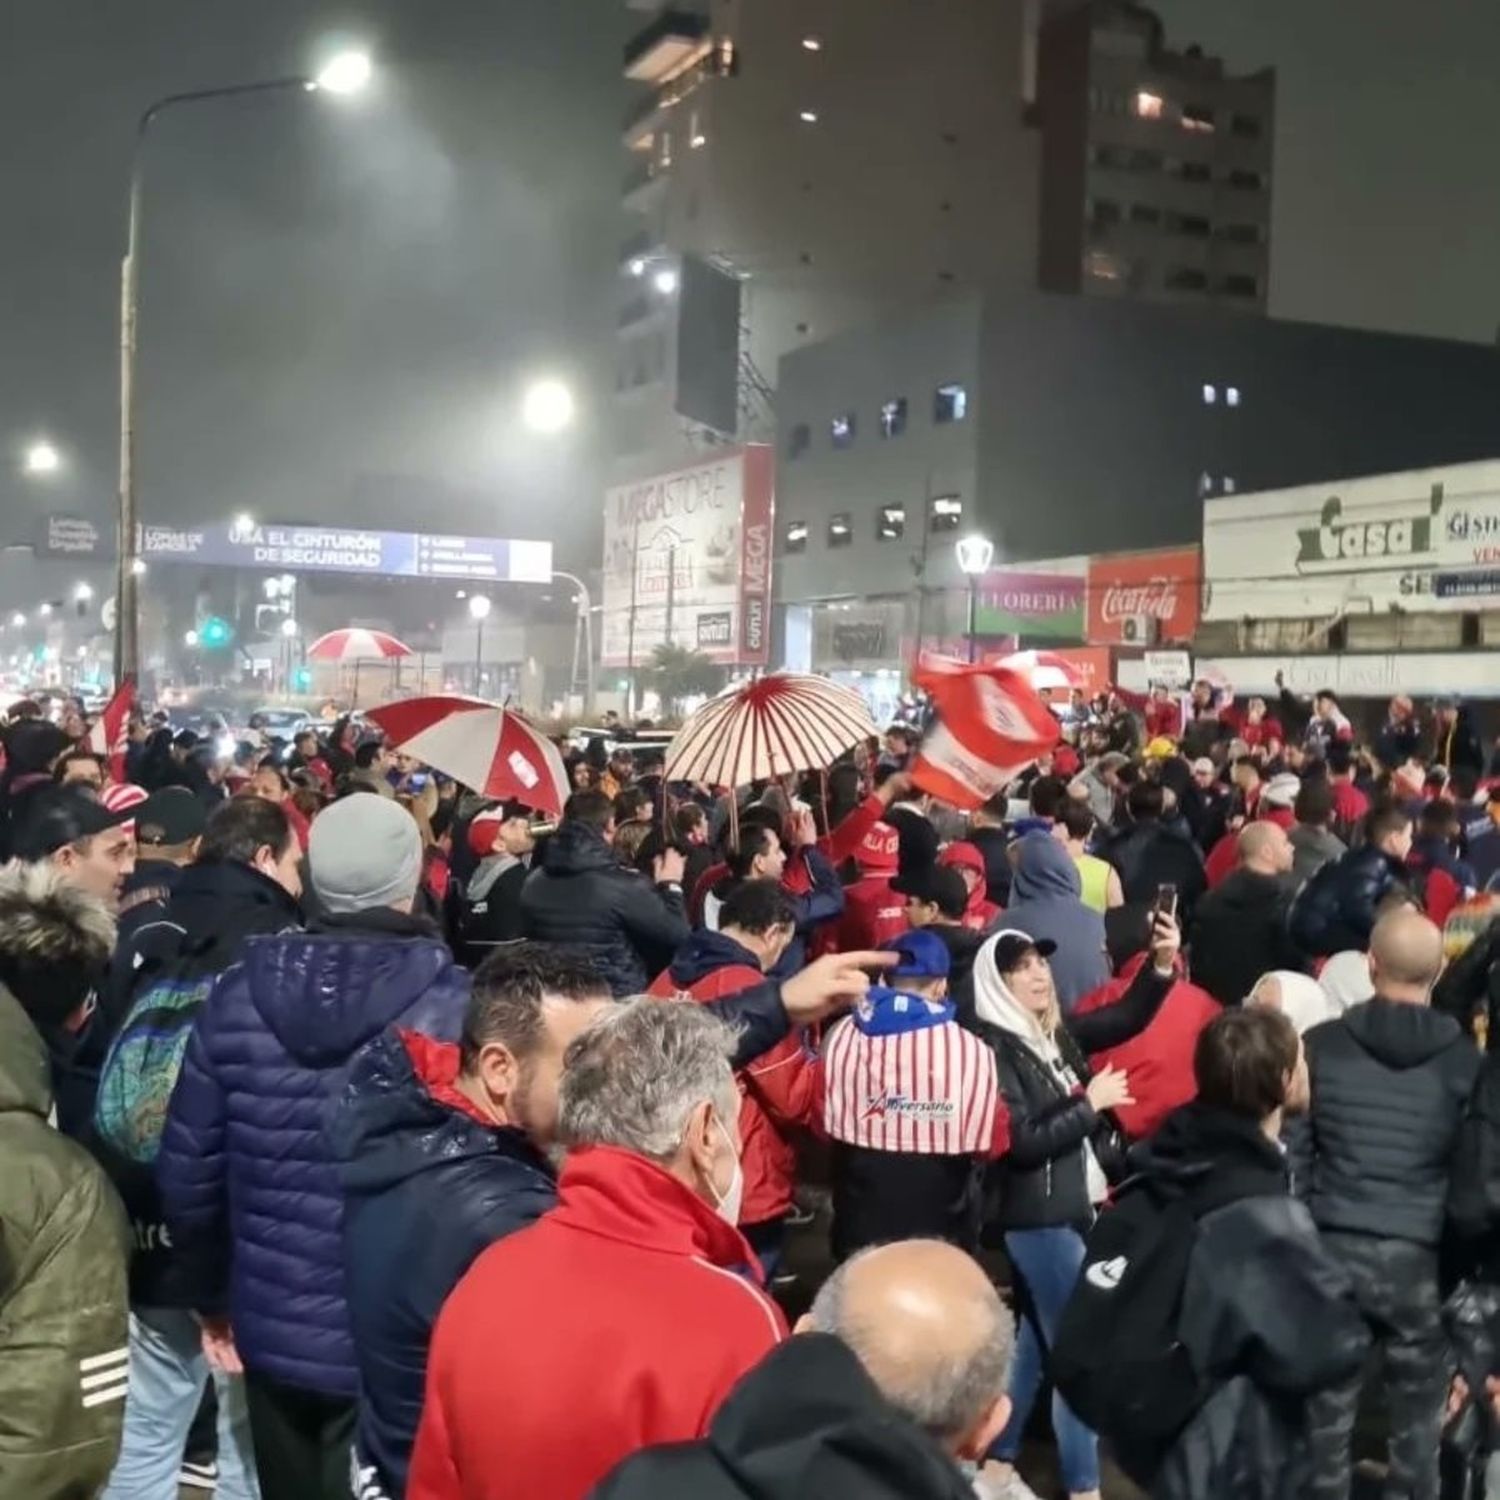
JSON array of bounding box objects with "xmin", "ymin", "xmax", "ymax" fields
[{"xmin": 1202, "ymin": 459, "xmax": 1500, "ymax": 620}]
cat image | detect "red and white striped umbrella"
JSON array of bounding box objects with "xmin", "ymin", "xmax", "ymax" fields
[
  {"xmin": 994, "ymin": 649, "xmax": 1085, "ymax": 693},
  {"xmin": 306, "ymin": 628, "xmax": 414, "ymax": 662},
  {"xmin": 664, "ymin": 673, "xmax": 878, "ymax": 789},
  {"xmin": 364, "ymin": 695, "xmax": 569, "ymax": 816}
]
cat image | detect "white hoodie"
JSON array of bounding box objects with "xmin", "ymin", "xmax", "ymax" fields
[{"xmin": 973, "ymin": 931, "xmax": 1109, "ymax": 1206}]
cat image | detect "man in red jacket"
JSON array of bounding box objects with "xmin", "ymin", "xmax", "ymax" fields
[
  {"xmin": 410, "ymin": 998, "xmax": 786, "ymax": 1500},
  {"xmin": 648, "ymin": 879, "xmax": 821, "ymax": 1275},
  {"xmin": 834, "ymin": 819, "xmax": 909, "ymax": 951}
]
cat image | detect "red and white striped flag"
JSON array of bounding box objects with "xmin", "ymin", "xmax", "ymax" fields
[
  {"xmin": 910, "ymin": 655, "xmax": 1059, "ymax": 810},
  {"xmin": 88, "ymin": 678, "xmax": 136, "ymax": 785}
]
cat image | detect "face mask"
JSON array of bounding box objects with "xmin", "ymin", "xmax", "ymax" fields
[{"xmin": 707, "ymin": 1113, "xmax": 743, "ymax": 1227}]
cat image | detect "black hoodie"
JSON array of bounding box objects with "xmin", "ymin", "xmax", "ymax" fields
[
  {"xmin": 1305, "ymin": 996, "xmax": 1480, "ymax": 1245},
  {"xmin": 591, "ymin": 1334, "xmax": 979, "ymax": 1500}
]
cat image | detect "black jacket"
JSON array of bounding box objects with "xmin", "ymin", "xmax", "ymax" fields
[
  {"xmin": 1104, "ymin": 820, "xmax": 1208, "ymax": 923},
  {"xmin": 969, "ymin": 966, "xmax": 1171, "ymax": 1235},
  {"xmin": 519, "ymin": 820, "xmax": 689, "ymax": 995},
  {"xmin": 1288, "ymin": 844, "xmax": 1409, "ymax": 960},
  {"xmin": 1434, "ymin": 706, "xmax": 1486, "ymax": 777},
  {"xmin": 1128, "ymin": 1104, "xmax": 1370, "ymax": 1500},
  {"xmin": 1449, "ymin": 1051, "xmax": 1500, "ymax": 1285},
  {"xmin": 333, "ymin": 1028, "xmax": 557, "ymax": 1498},
  {"xmin": 1305, "ymin": 998, "xmax": 1480, "ymax": 1246},
  {"xmin": 450, "ymin": 853, "xmax": 530, "ymax": 970},
  {"xmin": 1374, "ymin": 716, "xmax": 1422, "ymax": 772},
  {"xmin": 926, "ymin": 921, "xmax": 984, "ymax": 1000},
  {"xmin": 1189, "ymin": 869, "xmax": 1301, "ymax": 1008},
  {"xmin": 968, "ymin": 825, "xmax": 1012, "ymax": 906},
  {"xmin": 99, "ymin": 858, "xmax": 303, "ymax": 1308},
  {"xmin": 592, "ymin": 1334, "xmax": 979, "ymax": 1500}
]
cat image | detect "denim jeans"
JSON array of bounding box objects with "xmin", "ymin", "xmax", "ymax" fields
[
  {"xmin": 101, "ymin": 1306, "xmax": 259, "ymax": 1500},
  {"xmin": 989, "ymin": 1225, "xmax": 1100, "ymax": 1495}
]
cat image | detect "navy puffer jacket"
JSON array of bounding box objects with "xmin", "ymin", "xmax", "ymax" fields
[
  {"xmin": 519, "ymin": 819, "xmax": 689, "ymax": 996},
  {"xmin": 333, "ymin": 1028, "xmax": 557, "ymax": 1498},
  {"xmin": 1288, "ymin": 844, "xmax": 1410, "ymax": 960},
  {"xmin": 156, "ymin": 911, "xmax": 469, "ymax": 1397}
]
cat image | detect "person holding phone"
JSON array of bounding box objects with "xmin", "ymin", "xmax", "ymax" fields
[{"xmin": 966, "ymin": 913, "xmax": 1181, "ymax": 1500}]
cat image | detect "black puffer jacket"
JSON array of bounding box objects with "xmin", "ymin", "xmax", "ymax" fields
[
  {"xmin": 519, "ymin": 820, "xmax": 689, "ymax": 995},
  {"xmin": 1305, "ymin": 997, "xmax": 1479, "ymax": 1246},
  {"xmin": 966, "ymin": 962, "xmax": 1171, "ymax": 1236},
  {"xmin": 1288, "ymin": 844, "xmax": 1408, "ymax": 960},
  {"xmin": 1128, "ymin": 1104, "xmax": 1369, "ymax": 1500}
]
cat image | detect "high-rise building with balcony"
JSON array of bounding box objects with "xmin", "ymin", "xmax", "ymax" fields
[
  {"xmin": 614, "ymin": 0, "xmax": 1042, "ymax": 476},
  {"xmin": 1035, "ymin": 0, "xmax": 1275, "ymax": 311}
]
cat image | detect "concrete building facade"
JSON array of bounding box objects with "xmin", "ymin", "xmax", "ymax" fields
[
  {"xmin": 771, "ymin": 289, "xmax": 1500, "ymax": 707},
  {"xmin": 1036, "ymin": 0, "xmax": 1275, "ymax": 311},
  {"xmin": 614, "ymin": 0, "xmax": 1042, "ymax": 478}
]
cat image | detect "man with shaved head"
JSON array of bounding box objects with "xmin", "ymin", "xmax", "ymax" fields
[
  {"xmin": 1304, "ymin": 907, "xmax": 1480, "ymax": 1500},
  {"xmin": 1189, "ymin": 816, "xmax": 1301, "ymax": 1008},
  {"xmin": 594, "ymin": 1239, "xmax": 1013, "ymax": 1499}
]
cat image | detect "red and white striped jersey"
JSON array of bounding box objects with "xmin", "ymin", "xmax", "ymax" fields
[{"xmin": 823, "ymin": 1013, "xmax": 1002, "ymax": 1156}]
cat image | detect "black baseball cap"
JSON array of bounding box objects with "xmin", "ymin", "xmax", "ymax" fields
[
  {"xmin": 135, "ymin": 788, "xmax": 208, "ymax": 848},
  {"xmin": 989, "ymin": 929, "xmax": 1058, "ymax": 974},
  {"xmin": 892, "ymin": 864, "xmax": 969, "ymax": 920},
  {"xmin": 13, "ymin": 786, "xmax": 133, "ymax": 862}
]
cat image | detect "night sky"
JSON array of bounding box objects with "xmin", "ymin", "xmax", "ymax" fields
[{"xmin": 2, "ymin": 0, "xmax": 1496, "ymax": 606}]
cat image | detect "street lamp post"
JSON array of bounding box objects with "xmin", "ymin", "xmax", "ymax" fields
[
  {"xmin": 115, "ymin": 53, "xmax": 372, "ymax": 689},
  {"xmin": 468, "ymin": 594, "xmax": 492, "ymax": 693},
  {"xmin": 955, "ymin": 533, "xmax": 995, "ymax": 664},
  {"xmin": 550, "ymin": 569, "xmax": 595, "ymax": 715}
]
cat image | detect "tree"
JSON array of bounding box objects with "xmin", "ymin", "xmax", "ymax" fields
[{"xmin": 644, "ymin": 644, "xmax": 721, "ymax": 719}]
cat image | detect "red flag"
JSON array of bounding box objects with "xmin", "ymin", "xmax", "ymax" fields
[
  {"xmin": 910, "ymin": 657, "xmax": 1060, "ymax": 810},
  {"xmin": 89, "ymin": 677, "xmax": 136, "ymax": 785}
]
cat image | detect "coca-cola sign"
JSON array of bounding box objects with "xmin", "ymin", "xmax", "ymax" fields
[{"xmin": 1087, "ymin": 547, "xmax": 1201, "ymax": 644}]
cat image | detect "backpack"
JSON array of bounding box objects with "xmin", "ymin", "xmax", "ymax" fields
[
  {"xmin": 1050, "ymin": 1177, "xmax": 1207, "ymax": 1482},
  {"xmin": 94, "ymin": 968, "xmax": 217, "ymax": 1165}
]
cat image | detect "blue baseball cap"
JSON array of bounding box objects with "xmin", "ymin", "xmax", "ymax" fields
[{"xmin": 887, "ymin": 928, "xmax": 951, "ymax": 980}]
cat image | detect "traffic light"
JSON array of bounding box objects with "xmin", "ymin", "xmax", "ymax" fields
[{"xmin": 200, "ymin": 616, "xmax": 233, "ymax": 649}]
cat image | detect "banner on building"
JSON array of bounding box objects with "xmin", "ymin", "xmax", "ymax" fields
[
  {"xmin": 601, "ymin": 446, "xmax": 774, "ymax": 668},
  {"xmin": 972, "ymin": 558, "xmax": 1086, "ymax": 641},
  {"xmin": 1203, "ymin": 459, "xmax": 1500, "ymax": 620},
  {"xmin": 1086, "ymin": 547, "xmax": 1201, "ymax": 645}
]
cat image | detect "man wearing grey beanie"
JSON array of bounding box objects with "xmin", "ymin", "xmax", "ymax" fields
[{"xmin": 158, "ymin": 792, "xmax": 471, "ymax": 1496}]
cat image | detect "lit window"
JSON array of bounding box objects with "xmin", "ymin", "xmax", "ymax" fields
[
  {"xmin": 930, "ymin": 495, "xmax": 963, "ymax": 534},
  {"xmin": 787, "ymin": 423, "xmax": 810, "ymax": 460},
  {"xmin": 801, "ymin": 35, "xmax": 822, "ymax": 51},
  {"xmin": 1182, "ymin": 105, "xmax": 1215, "ymax": 133},
  {"xmin": 1198, "ymin": 472, "xmax": 1214, "ymax": 496},
  {"xmin": 784, "ymin": 521, "xmax": 808, "ymax": 555},
  {"xmin": 830, "ymin": 412, "xmax": 856, "ymax": 448},
  {"xmin": 934, "ymin": 383, "xmax": 968, "ymax": 423},
  {"xmin": 1226, "ymin": 386, "xmax": 1241, "ymax": 407},
  {"xmin": 828, "ymin": 513, "xmax": 852, "ymax": 547},
  {"xmin": 799, "ymin": 109, "xmax": 819, "ymax": 124},
  {"xmin": 877, "ymin": 505, "xmax": 906, "ymax": 541},
  {"xmin": 1202, "ymin": 384, "xmax": 1218, "ymax": 405},
  {"xmin": 1223, "ymin": 476, "xmax": 1237, "ymax": 494},
  {"xmin": 1085, "ymin": 250, "xmax": 1123, "ymax": 281},
  {"xmin": 1135, "ymin": 90, "xmax": 1164, "ymax": 119},
  {"xmin": 879, "ymin": 398, "xmax": 907, "ymax": 439}
]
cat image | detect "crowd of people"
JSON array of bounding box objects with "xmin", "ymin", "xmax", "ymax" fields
[{"xmin": 6, "ymin": 677, "xmax": 1500, "ymax": 1500}]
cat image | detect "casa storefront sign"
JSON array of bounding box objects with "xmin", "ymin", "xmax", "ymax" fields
[{"xmin": 1204, "ymin": 459, "xmax": 1500, "ymax": 619}]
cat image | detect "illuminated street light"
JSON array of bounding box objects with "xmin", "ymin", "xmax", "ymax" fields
[
  {"xmin": 652, "ymin": 267, "xmax": 679, "ymax": 295},
  {"xmin": 280, "ymin": 616, "xmax": 299, "ymax": 638},
  {"xmin": 522, "ymin": 379, "xmax": 575, "ymax": 435},
  {"xmin": 312, "ymin": 51, "xmax": 373, "ymax": 96},
  {"xmin": 232, "ymin": 512, "xmax": 256, "ymax": 540},
  {"xmin": 956, "ymin": 533, "xmax": 995, "ymax": 664},
  {"xmin": 74, "ymin": 582, "xmax": 95, "ymax": 603},
  {"xmin": 130, "ymin": 558, "xmax": 147, "ymax": 577},
  {"xmin": 10, "ymin": 612, "xmax": 25, "ymax": 628},
  {"xmin": 24, "ymin": 441, "xmax": 62, "ymax": 475},
  {"xmin": 467, "ymin": 594, "xmax": 492, "ymax": 622},
  {"xmin": 184, "ymin": 629, "xmax": 200, "ymax": 648},
  {"xmin": 37, "ymin": 603, "xmax": 51, "ymax": 618},
  {"xmin": 468, "ymin": 593, "xmax": 492, "ymax": 694}
]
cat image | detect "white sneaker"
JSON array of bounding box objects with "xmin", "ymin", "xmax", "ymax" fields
[{"xmin": 976, "ymin": 1463, "xmax": 1045, "ymax": 1500}]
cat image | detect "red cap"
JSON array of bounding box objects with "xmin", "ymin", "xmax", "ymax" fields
[
  {"xmin": 857, "ymin": 821, "xmax": 900, "ymax": 875},
  {"xmin": 938, "ymin": 840, "xmax": 985, "ymax": 877},
  {"xmin": 1052, "ymin": 745, "xmax": 1081, "ymax": 778},
  {"xmin": 468, "ymin": 808, "xmax": 506, "ymax": 859}
]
